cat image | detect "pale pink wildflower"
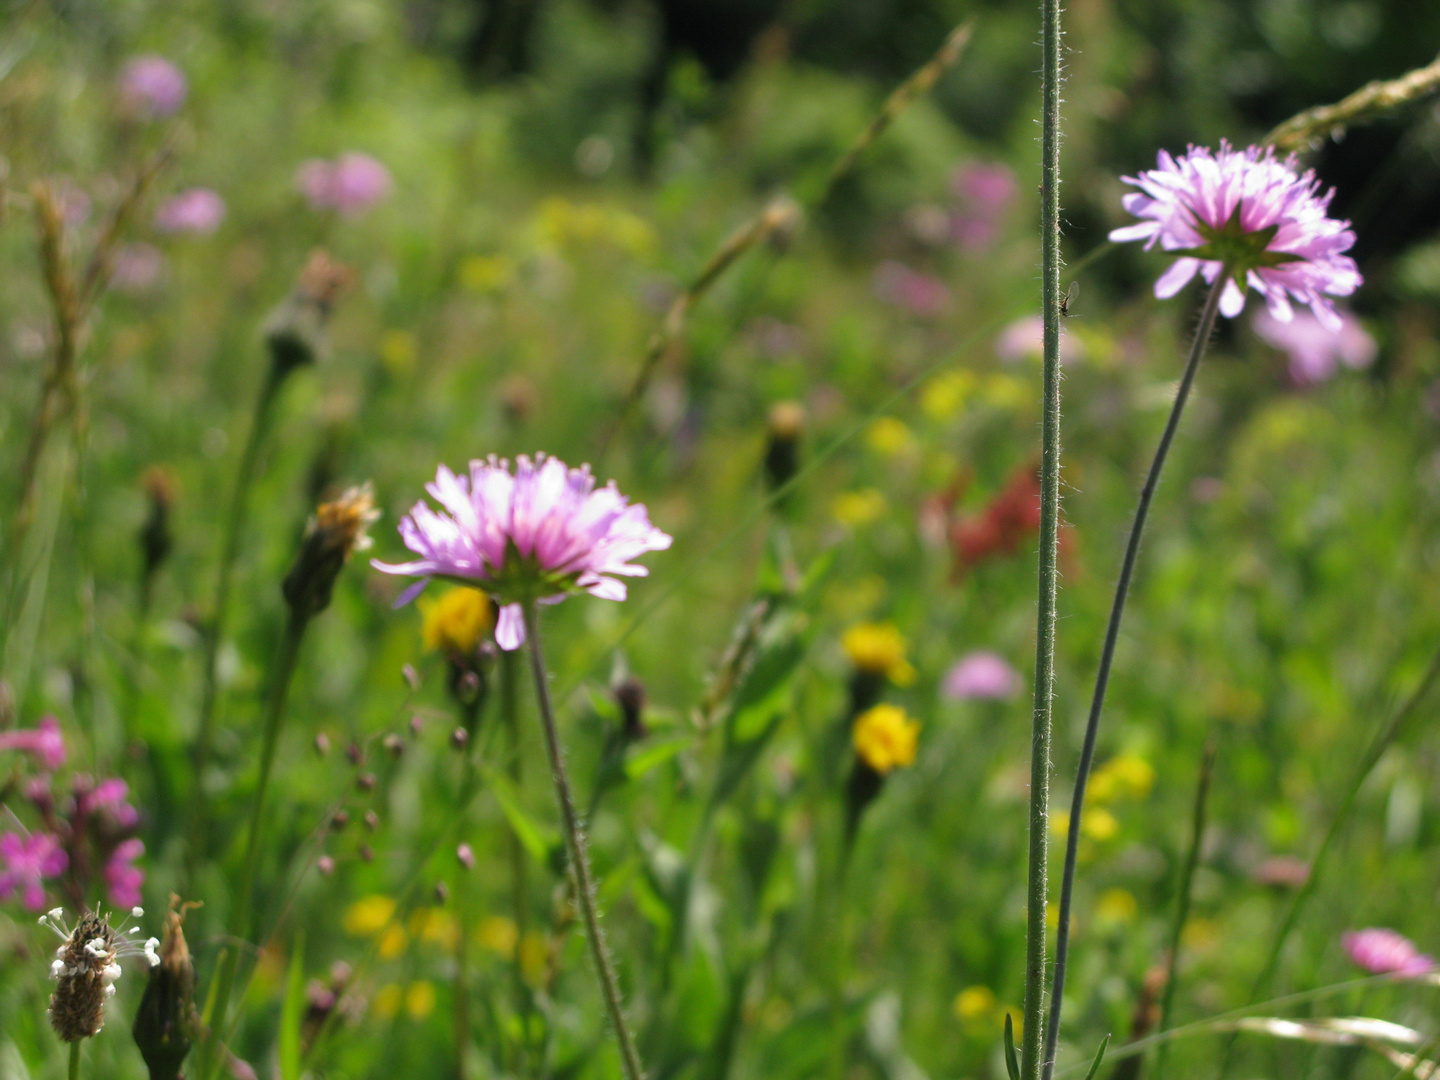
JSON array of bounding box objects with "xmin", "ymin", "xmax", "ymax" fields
[
  {"xmin": 155, "ymin": 188, "xmax": 225, "ymax": 235},
  {"xmin": 297, "ymin": 153, "xmax": 392, "ymax": 216},
  {"xmin": 1109, "ymin": 142, "xmax": 1360, "ymax": 329},
  {"xmin": 119, "ymin": 56, "xmax": 187, "ymax": 118},
  {"xmin": 373, "ymin": 454, "xmax": 672, "ymax": 650},
  {"xmin": 1342, "ymin": 928, "xmax": 1435, "ymax": 977},
  {"xmin": 1253, "ymin": 307, "xmax": 1375, "ymax": 385},
  {"xmin": 943, "ymin": 651, "xmax": 1023, "ymax": 701}
]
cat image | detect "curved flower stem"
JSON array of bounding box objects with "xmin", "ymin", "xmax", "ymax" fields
[
  {"xmin": 1041, "ymin": 274, "xmax": 1226, "ymax": 1080},
  {"xmin": 186, "ymin": 364, "xmax": 286, "ymax": 876},
  {"xmin": 197, "ymin": 607, "xmax": 310, "ymax": 1080},
  {"xmin": 1023, "ymin": 0, "xmax": 1065, "ymax": 1075},
  {"xmin": 521, "ymin": 602, "xmax": 646, "ymax": 1080}
]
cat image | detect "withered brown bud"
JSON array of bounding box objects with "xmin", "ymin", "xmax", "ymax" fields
[
  {"xmin": 346, "ymin": 742, "xmax": 366, "ymax": 766},
  {"xmin": 330, "ymin": 811, "xmax": 350, "ymax": 832},
  {"xmin": 264, "ymin": 249, "xmax": 353, "ymax": 378},
  {"xmin": 613, "ymin": 677, "xmax": 648, "ymax": 741},
  {"xmin": 363, "ymin": 810, "xmax": 380, "ymax": 832},
  {"xmin": 764, "ymin": 401, "xmax": 806, "ymax": 494},
  {"xmin": 433, "ymin": 881, "xmax": 450, "ymax": 905},
  {"xmin": 356, "ymin": 773, "xmax": 376, "ymax": 793},
  {"xmin": 358, "ymin": 844, "xmax": 374, "ymax": 864},
  {"xmin": 282, "ymin": 484, "xmax": 379, "ymax": 620},
  {"xmin": 138, "ymin": 467, "xmax": 176, "ymax": 588},
  {"xmin": 450, "ymin": 728, "xmax": 469, "ymax": 751},
  {"xmin": 382, "ymin": 733, "xmax": 404, "ymax": 758},
  {"xmin": 132, "ymin": 898, "xmax": 198, "ymax": 1080}
]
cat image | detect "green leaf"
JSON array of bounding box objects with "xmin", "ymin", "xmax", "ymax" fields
[
  {"xmin": 1003, "ymin": 1014, "xmax": 1021, "ymax": 1080},
  {"xmin": 1081, "ymin": 1034, "xmax": 1112, "ymax": 1080},
  {"xmin": 624, "ymin": 734, "xmax": 692, "ymax": 780},
  {"xmin": 278, "ymin": 934, "xmax": 305, "ymax": 1080},
  {"xmin": 481, "ymin": 765, "xmax": 562, "ymax": 867}
]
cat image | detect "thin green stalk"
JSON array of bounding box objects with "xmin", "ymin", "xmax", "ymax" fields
[
  {"xmin": 197, "ymin": 607, "xmax": 309, "ymax": 1080},
  {"xmin": 521, "ymin": 602, "xmax": 646, "ymax": 1080},
  {"xmin": 1153, "ymin": 739, "xmax": 1217, "ymax": 1080},
  {"xmin": 1226, "ymin": 637, "xmax": 1440, "ymax": 1047},
  {"xmin": 68, "ymin": 1041, "xmax": 80, "ymax": 1080},
  {"xmin": 1023, "ymin": 0, "xmax": 1065, "ymax": 1075},
  {"xmin": 499, "ymin": 648, "xmax": 537, "ymax": 1074},
  {"xmin": 1042, "ymin": 274, "xmax": 1226, "ymax": 1080},
  {"xmin": 187, "ymin": 365, "xmax": 285, "ymax": 873}
]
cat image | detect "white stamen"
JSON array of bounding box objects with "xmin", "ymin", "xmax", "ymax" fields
[
  {"xmin": 85, "ymin": 937, "xmax": 110, "ymax": 958},
  {"xmin": 131, "ymin": 907, "xmax": 144, "ymax": 918},
  {"xmin": 102, "ymin": 962, "xmax": 122, "ymax": 984},
  {"xmin": 144, "ymin": 938, "xmax": 160, "ymax": 966},
  {"xmin": 50, "ymin": 959, "xmax": 67, "ymax": 978}
]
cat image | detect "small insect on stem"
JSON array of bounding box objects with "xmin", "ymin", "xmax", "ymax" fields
[{"xmin": 1060, "ymin": 280, "xmax": 1079, "ymax": 318}]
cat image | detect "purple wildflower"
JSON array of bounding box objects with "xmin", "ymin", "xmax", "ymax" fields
[
  {"xmin": 873, "ymin": 261, "xmax": 951, "ymax": 318},
  {"xmin": 104, "ymin": 839, "xmax": 146, "ymax": 909},
  {"xmin": 119, "ymin": 55, "xmax": 187, "ymax": 118},
  {"xmin": 1109, "ymin": 142, "xmax": 1360, "ymax": 329},
  {"xmin": 155, "ymin": 188, "xmax": 226, "ymax": 235},
  {"xmin": 110, "ymin": 243, "xmax": 166, "ymax": 295},
  {"xmin": 996, "ymin": 315, "xmax": 1084, "ymax": 365},
  {"xmin": 296, "ymin": 153, "xmax": 392, "ymax": 216},
  {"xmin": 1342, "ymin": 928, "xmax": 1435, "ymax": 977},
  {"xmin": 373, "ymin": 454, "xmax": 672, "ymax": 650},
  {"xmin": 78, "ymin": 778, "xmax": 140, "ymax": 831},
  {"xmin": 943, "ymin": 651, "xmax": 1023, "ymax": 701},
  {"xmin": 951, "ymin": 161, "xmax": 1017, "ymax": 250},
  {"xmin": 1253, "ymin": 307, "xmax": 1375, "ymax": 385},
  {"xmin": 0, "ymin": 831, "xmax": 68, "ymax": 910},
  {"xmin": 0, "ymin": 715, "xmax": 66, "ymax": 771}
]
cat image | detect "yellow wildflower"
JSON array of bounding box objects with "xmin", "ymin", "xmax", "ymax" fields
[
  {"xmin": 408, "ymin": 908, "xmax": 459, "ymax": 949},
  {"xmin": 954, "ymin": 985, "xmax": 996, "ymax": 1023},
  {"xmin": 373, "ymin": 983, "xmax": 403, "ymax": 1018},
  {"xmin": 519, "ymin": 931, "xmax": 549, "ymax": 988},
  {"xmin": 420, "ymin": 587, "xmax": 493, "ymax": 657},
  {"xmin": 405, "ymin": 981, "xmax": 437, "ymax": 1019},
  {"xmin": 1088, "ymin": 754, "xmax": 1156, "ymax": 804},
  {"xmin": 377, "ymin": 924, "xmax": 408, "ymax": 959},
  {"xmin": 831, "ymin": 488, "xmax": 886, "ymax": 526},
  {"xmin": 342, "ymin": 895, "xmax": 396, "ymax": 937},
  {"xmin": 1083, "ymin": 808, "xmax": 1119, "ymax": 842},
  {"xmin": 866, "ymin": 417, "xmax": 916, "ymax": 457},
  {"xmin": 841, "ymin": 623, "xmax": 917, "ymax": 686},
  {"xmin": 852, "ymin": 704, "xmax": 920, "ymax": 774},
  {"xmin": 379, "ymin": 329, "xmax": 418, "ymax": 376},
  {"xmin": 1094, "ymin": 888, "xmax": 1138, "ymax": 928},
  {"xmin": 476, "ymin": 915, "xmax": 518, "ymax": 959},
  {"xmin": 921, "ymin": 371, "xmax": 975, "ymax": 420},
  {"xmin": 460, "ymin": 253, "xmax": 516, "ymax": 292}
]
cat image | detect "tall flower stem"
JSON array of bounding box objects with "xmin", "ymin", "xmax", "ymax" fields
[
  {"xmin": 186, "ymin": 365, "xmax": 285, "ymax": 872},
  {"xmin": 68, "ymin": 1041, "xmax": 81, "ymax": 1080},
  {"xmin": 1041, "ymin": 274, "xmax": 1226, "ymax": 1080},
  {"xmin": 1153, "ymin": 738, "xmax": 1216, "ymax": 1080},
  {"xmin": 1022, "ymin": 0, "xmax": 1065, "ymax": 1075},
  {"xmin": 521, "ymin": 601, "xmax": 645, "ymax": 1080},
  {"xmin": 499, "ymin": 648, "xmax": 537, "ymax": 1074},
  {"xmin": 197, "ymin": 607, "xmax": 309, "ymax": 1080}
]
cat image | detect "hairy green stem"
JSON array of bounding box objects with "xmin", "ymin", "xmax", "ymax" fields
[
  {"xmin": 1042, "ymin": 274, "xmax": 1226, "ymax": 1080},
  {"xmin": 1153, "ymin": 739, "xmax": 1217, "ymax": 1080},
  {"xmin": 1023, "ymin": 0, "xmax": 1065, "ymax": 1075},
  {"xmin": 197, "ymin": 607, "xmax": 309, "ymax": 1080},
  {"xmin": 521, "ymin": 602, "xmax": 646, "ymax": 1080},
  {"xmin": 187, "ymin": 364, "xmax": 285, "ymax": 874}
]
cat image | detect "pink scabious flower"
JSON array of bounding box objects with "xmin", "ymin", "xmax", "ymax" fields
[
  {"xmin": 951, "ymin": 161, "xmax": 1017, "ymax": 250},
  {"xmin": 372, "ymin": 454, "xmax": 673, "ymax": 650},
  {"xmin": 296, "ymin": 153, "xmax": 392, "ymax": 216},
  {"xmin": 155, "ymin": 188, "xmax": 226, "ymax": 235},
  {"xmin": 0, "ymin": 831, "xmax": 68, "ymax": 911},
  {"xmin": 0, "ymin": 715, "xmax": 66, "ymax": 771},
  {"xmin": 1109, "ymin": 142, "xmax": 1360, "ymax": 330},
  {"xmin": 1253, "ymin": 307, "xmax": 1376, "ymax": 385},
  {"xmin": 943, "ymin": 651, "xmax": 1023, "ymax": 701},
  {"xmin": 1342, "ymin": 928, "xmax": 1435, "ymax": 977},
  {"xmin": 119, "ymin": 55, "xmax": 187, "ymax": 118},
  {"xmin": 996, "ymin": 314, "xmax": 1084, "ymax": 365},
  {"xmin": 873, "ymin": 260, "xmax": 951, "ymax": 318},
  {"xmin": 104, "ymin": 838, "xmax": 146, "ymax": 909}
]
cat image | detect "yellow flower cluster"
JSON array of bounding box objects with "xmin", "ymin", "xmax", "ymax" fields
[
  {"xmin": 342, "ymin": 895, "xmax": 458, "ymax": 959},
  {"xmin": 419, "ymin": 586, "xmax": 493, "ymax": 657},
  {"xmin": 1086, "ymin": 753, "xmax": 1156, "ymax": 804},
  {"xmin": 852, "ymin": 704, "xmax": 920, "ymax": 774},
  {"xmin": 534, "ymin": 197, "xmax": 657, "ymax": 257},
  {"xmin": 842, "ymin": 623, "xmax": 917, "ymax": 686}
]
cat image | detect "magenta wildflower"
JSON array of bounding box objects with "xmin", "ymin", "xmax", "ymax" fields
[
  {"xmin": 78, "ymin": 778, "xmax": 141, "ymax": 831},
  {"xmin": 119, "ymin": 55, "xmax": 187, "ymax": 118},
  {"xmin": 0, "ymin": 715, "xmax": 66, "ymax": 771},
  {"xmin": 297, "ymin": 153, "xmax": 392, "ymax": 216},
  {"xmin": 943, "ymin": 651, "xmax": 1023, "ymax": 701},
  {"xmin": 155, "ymin": 188, "xmax": 226, "ymax": 235},
  {"xmin": 1109, "ymin": 142, "xmax": 1360, "ymax": 329},
  {"xmin": 1342, "ymin": 928, "xmax": 1435, "ymax": 977},
  {"xmin": 1253, "ymin": 307, "xmax": 1375, "ymax": 385},
  {"xmin": 0, "ymin": 831, "xmax": 68, "ymax": 910},
  {"xmin": 951, "ymin": 161, "xmax": 1016, "ymax": 250},
  {"xmin": 373, "ymin": 454, "xmax": 673, "ymax": 650},
  {"xmin": 104, "ymin": 839, "xmax": 146, "ymax": 909}
]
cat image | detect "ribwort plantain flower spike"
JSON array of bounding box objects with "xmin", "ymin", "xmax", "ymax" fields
[
  {"xmin": 373, "ymin": 453, "xmax": 672, "ymax": 649},
  {"xmin": 42, "ymin": 906, "xmax": 159, "ymax": 1042},
  {"xmin": 1110, "ymin": 141, "xmax": 1360, "ymax": 328}
]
